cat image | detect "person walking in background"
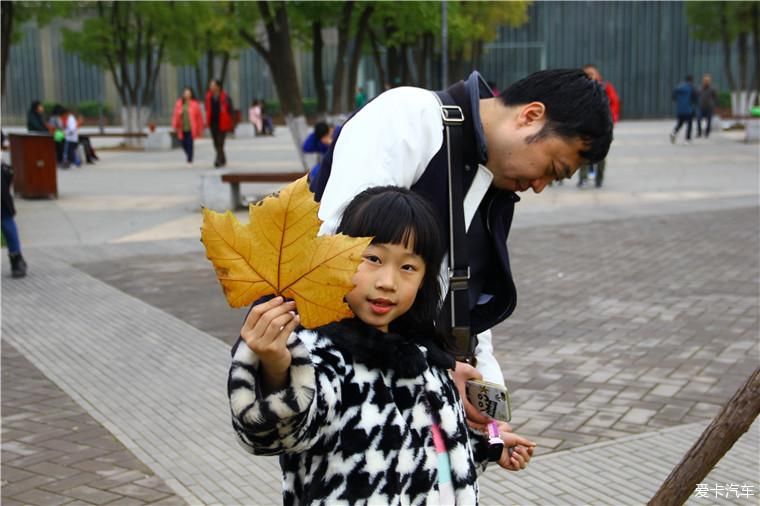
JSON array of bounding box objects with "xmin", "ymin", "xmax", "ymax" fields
[
  {"xmin": 670, "ymin": 75, "xmax": 698, "ymax": 145},
  {"xmin": 354, "ymin": 86, "xmax": 367, "ymax": 109},
  {"xmin": 697, "ymin": 73, "xmax": 718, "ymax": 139},
  {"xmin": 172, "ymin": 86, "xmax": 204, "ymax": 167},
  {"xmin": 1, "ymin": 146, "xmax": 28, "ymax": 278},
  {"xmin": 205, "ymin": 78, "xmax": 233, "ymax": 167},
  {"xmin": 62, "ymin": 108, "xmax": 82, "ymax": 169},
  {"xmin": 27, "ymin": 101, "xmax": 49, "ymax": 133},
  {"xmin": 577, "ymin": 64, "xmax": 619, "ymax": 188}
]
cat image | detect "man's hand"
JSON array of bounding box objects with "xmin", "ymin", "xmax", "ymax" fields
[
  {"xmin": 452, "ymin": 361, "xmax": 493, "ymax": 428},
  {"xmin": 494, "ymin": 422, "xmax": 536, "ymax": 471},
  {"xmin": 240, "ymin": 297, "xmax": 299, "ymax": 392}
]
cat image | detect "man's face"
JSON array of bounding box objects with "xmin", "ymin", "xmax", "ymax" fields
[
  {"xmin": 485, "ymin": 103, "xmax": 588, "ymax": 193},
  {"xmin": 209, "ymin": 81, "xmax": 219, "ymax": 94}
]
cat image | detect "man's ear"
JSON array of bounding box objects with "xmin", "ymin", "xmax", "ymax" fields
[{"xmin": 518, "ymin": 102, "xmax": 546, "ymax": 126}]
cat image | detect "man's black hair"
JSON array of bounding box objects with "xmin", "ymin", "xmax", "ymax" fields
[
  {"xmin": 29, "ymin": 100, "xmax": 41, "ymax": 113},
  {"xmin": 314, "ymin": 121, "xmax": 330, "ymax": 139},
  {"xmin": 685, "ymin": 75, "xmax": 693, "ymax": 82},
  {"xmin": 501, "ymin": 68, "xmax": 613, "ymax": 164},
  {"xmin": 337, "ymin": 186, "xmax": 445, "ymax": 344}
]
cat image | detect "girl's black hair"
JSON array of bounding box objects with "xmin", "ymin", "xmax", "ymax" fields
[{"xmin": 337, "ymin": 186, "xmax": 446, "ymax": 346}]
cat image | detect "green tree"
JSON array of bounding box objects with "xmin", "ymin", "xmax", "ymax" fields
[
  {"xmin": 61, "ymin": 1, "xmax": 180, "ymax": 135},
  {"xmin": 367, "ymin": 1, "xmax": 530, "ymax": 90},
  {"xmin": 168, "ymin": 2, "xmax": 245, "ymax": 97},
  {"xmin": 237, "ymin": 2, "xmax": 310, "ymax": 168},
  {"xmin": 0, "ymin": 1, "xmax": 64, "ymax": 97},
  {"xmin": 686, "ymin": 1, "xmax": 759, "ymax": 115}
]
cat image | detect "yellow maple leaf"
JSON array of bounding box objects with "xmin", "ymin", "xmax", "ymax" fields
[{"xmin": 200, "ymin": 176, "xmax": 372, "ymax": 329}]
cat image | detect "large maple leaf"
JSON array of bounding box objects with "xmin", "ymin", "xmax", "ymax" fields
[{"xmin": 200, "ymin": 176, "xmax": 372, "ymax": 329}]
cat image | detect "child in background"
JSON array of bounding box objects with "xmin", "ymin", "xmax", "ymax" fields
[
  {"xmin": 63, "ymin": 109, "xmax": 81, "ymax": 168},
  {"xmin": 228, "ymin": 186, "xmax": 534, "ymax": 504}
]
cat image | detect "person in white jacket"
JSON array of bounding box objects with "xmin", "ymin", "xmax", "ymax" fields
[{"xmin": 310, "ymin": 69, "xmax": 613, "ymax": 427}]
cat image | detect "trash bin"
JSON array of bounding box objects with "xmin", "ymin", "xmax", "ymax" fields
[{"xmin": 9, "ymin": 133, "xmax": 57, "ymax": 199}]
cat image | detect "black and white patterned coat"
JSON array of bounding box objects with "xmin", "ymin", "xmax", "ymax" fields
[{"xmin": 228, "ymin": 319, "xmax": 490, "ymax": 505}]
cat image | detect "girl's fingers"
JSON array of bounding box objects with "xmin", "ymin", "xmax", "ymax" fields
[
  {"xmin": 242, "ymin": 296, "xmax": 284, "ymax": 332},
  {"xmin": 250, "ymin": 300, "xmax": 296, "ymax": 339}
]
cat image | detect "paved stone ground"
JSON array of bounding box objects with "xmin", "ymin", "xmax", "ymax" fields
[
  {"xmin": 2, "ymin": 120, "xmax": 759, "ymax": 505},
  {"xmin": 2, "ymin": 341, "xmax": 185, "ymax": 506}
]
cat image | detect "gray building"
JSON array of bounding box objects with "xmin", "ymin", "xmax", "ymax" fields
[{"xmin": 1, "ymin": 1, "xmax": 741, "ymax": 125}]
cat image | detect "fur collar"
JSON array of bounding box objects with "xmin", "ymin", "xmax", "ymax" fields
[{"xmin": 317, "ymin": 319, "xmax": 454, "ymax": 378}]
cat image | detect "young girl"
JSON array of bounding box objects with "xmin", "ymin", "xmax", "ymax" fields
[{"xmin": 228, "ymin": 187, "xmax": 534, "ymax": 504}]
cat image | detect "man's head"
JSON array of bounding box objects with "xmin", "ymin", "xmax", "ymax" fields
[
  {"xmin": 480, "ymin": 68, "xmax": 613, "ymax": 193},
  {"xmin": 685, "ymin": 75, "xmax": 694, "ymax": 83},
  {"xmin": 702, "ymin": 74, "xmax": 712, "ymax": 87},
  {"xmin": 583, "ymin": 64, "xmax": 602, "ymax": 82}
]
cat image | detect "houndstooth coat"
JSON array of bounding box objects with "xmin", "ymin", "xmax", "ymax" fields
[{"xmin": 228, "ymin": 319, "xmax": 490, "ymax": 505}]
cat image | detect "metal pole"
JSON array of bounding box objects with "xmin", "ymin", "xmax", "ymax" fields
[{"xmin": 441, "ymin": 0, "xmax": 448, "ymax": 89}]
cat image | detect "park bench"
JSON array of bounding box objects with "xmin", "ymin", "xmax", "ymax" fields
[{"xmin": 222, "ymin": 172, "xmax": 305, "ymax": 208}]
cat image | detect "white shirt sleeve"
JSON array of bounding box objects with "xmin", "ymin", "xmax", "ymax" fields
[{"xmin": 317, "ymin": 87, "xmax": 443, "ymax": 235}]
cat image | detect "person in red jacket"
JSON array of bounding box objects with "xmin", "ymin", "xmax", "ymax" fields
[
  {"xmin": 205, "ymin": 78, "xmax": 234, "ymax": 168},
  {"xmin": 578, "ymin": 64, "xmax": 619, "ymax": 188},
  {"xmin": 172, "ymin": 86, "xmax": 205, "ymax": 167}
]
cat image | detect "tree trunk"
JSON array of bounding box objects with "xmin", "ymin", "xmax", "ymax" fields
[
  {"xmin": 345, "ymin": 4, "xmax": 374, "ymax": 111},
  {"xmin": 220, "ymin": 51, "xmax": 230, "ymax": 88},
  {"xmin": 1, "ymin": 1, "xmax": 13, "ymax": 98},
  {"xmin": 737, "ymin": 32, "xmax": 749, "ymax": 92},
  {"xmin": 195, "ymin": 63, "xmax": 204, "ymax": 100},
  {"xmin": 649, "ymin": 368, "xmax": 760, "ymax": 506},
  {"xmin": 312, "ymin": 21, "xmax": 327, "ymax": 115},
  {"xmin": 752, "ymin": 4, "xmax": 760, "ymax": 94},
  {"xmin": 400, "ymin": 43, "xmax": 412, "ymax": 85},
  {"xmin": 285, "ymin": 114, "xmax": 310, "ymax": 172},
  {"xmin": 368, "ymin": 26, "xmax": 387, "ymax": 91},
  {"xmin": 385, "ymin": 19, "xmax": 400, "ymax": 87},
  {"xmin": 719, "ymin": 4, "xmax": 737, "ymax": 91},
  {"xmin": 120, "ymin": 105, "xmax": 150, "ymax": 146},
  {"xmin": 330, "ymin": 1, "xmax": 354, "ymax": 115}
]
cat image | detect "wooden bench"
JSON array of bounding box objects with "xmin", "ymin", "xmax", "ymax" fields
[
  {"xmin": 85, "ymin": 132, "xmax": 148, "ymax": 138},
  {"xmin": 221, "ymin": 172, "xmax": 305, "ymax": 208}
]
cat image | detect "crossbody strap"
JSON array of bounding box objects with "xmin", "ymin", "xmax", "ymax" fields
[{"xmin": 434, "ymin": 90, "xmax": 474, "ymax": 362}]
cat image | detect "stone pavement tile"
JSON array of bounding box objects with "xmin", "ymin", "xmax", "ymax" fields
[
  {"xmin": 11, "ymin": 488, "xmax": 72, "ymax": 505},
  {"xmin": 65, "ymin": 485, "xmax": 122, "ymax": 504},
  {"xmin": 1, "ymin": 340, "xmax": 185, "ymax": 506}
]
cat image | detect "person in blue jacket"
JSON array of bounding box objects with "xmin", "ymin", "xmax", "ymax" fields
[
  {"xmin": 670, "ymin": 75, "xmax": 698, "ymax": 144},
  {"xmin": 302, "ymin": 121, "xmax": 334, "ymax": 181}
]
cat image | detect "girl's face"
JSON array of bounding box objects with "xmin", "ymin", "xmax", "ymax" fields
[
  {"xmin": 183, "ymin": 89, "xmax": 192, "ymax": 100},
  {"xmin": 345, "ymin": 240, "xmax": 426, "ymax": 333}
]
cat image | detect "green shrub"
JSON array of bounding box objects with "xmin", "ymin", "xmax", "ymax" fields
[
  {"xmin": 303, "ymin": 98, "xmax": 318, "ymax": 116},
  {"xmin": 718, "ymin": 91, "xmax": 731, "ymax": 109},
  {"xmin": 264, "ymin": 100, "xmax": 281, "ymax": 115},
  {"xmin": 77, "ymin": 100, "xmax": 112, "ymax": 120}
]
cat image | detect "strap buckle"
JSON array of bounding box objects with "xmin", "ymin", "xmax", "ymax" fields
[
  {"xmin": 452, "ymin": 326, "xmax": 477, "ymax": 364},
  {"xmin": 449, "ymin": 267, "xmax": 470, "ymax": 291},
  {"xmin": 440, "ymin": 105, "xmax": 464, "ymax": 124}
]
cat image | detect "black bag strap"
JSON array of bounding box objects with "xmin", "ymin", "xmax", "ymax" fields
[{"xmin": 434, "ymin": 90, "xmax": 474, "ymax": 363}]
